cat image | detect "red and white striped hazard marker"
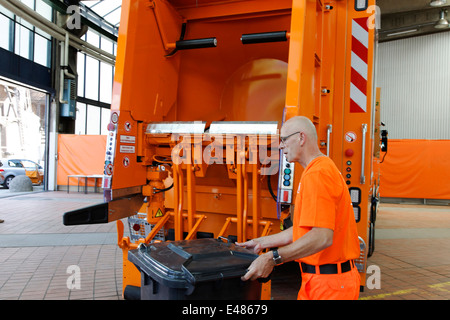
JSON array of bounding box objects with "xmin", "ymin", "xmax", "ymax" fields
[{"xmin": 350, "ymin": 17, "xmax": 369, "ymax": 113}]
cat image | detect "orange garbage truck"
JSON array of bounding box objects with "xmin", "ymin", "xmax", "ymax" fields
[{"xmin": 64, "ymin": 0, "xmax": 383, "ymax": 299}]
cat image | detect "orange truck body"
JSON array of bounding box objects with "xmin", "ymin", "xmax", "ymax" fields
[{"xmin": 65, "ymin": 0, "xmax": 381, "ymax": 299}]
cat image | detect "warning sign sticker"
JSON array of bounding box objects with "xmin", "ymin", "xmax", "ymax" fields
[
  {"xmin": 111, "ymin": 112, "xmax": 119, "ymax": 124},
  {"xmin": 155, "ymin": 208, "xmax": 164, "ymax": 218},
  {"xmin": 345, "ymin": 131, "xmax": 357, "ymax": 143},
  {"xmin": 124, "ymin": 121, "xmax": 132, "ymax": 132},
  {"xmin": 105, "ymin": 164, "xmax": 113, "ymax": 175},
  {"xmin": 123, "ymin": 156, "xmax": 130, "ymax": 168}
]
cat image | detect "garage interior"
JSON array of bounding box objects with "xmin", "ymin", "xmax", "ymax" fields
[{"xmin": 0, "ymin": 0, "xmax": 449, "ymax": 301}]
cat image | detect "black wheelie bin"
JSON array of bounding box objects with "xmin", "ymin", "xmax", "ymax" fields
[{"xmin": 127, "ymin": 238, "xmax": 262, "ymax": 300}]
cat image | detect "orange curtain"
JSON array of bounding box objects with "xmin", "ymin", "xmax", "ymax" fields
[
  {"xmin": 379, "ymin": 139, "xmax": 450, "ymax": 199},
  {"xmin": 57, "ymin": 134, "xmax": 106, "ymax": 186}
]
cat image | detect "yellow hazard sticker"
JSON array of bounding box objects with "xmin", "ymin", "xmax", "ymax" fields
[{"xmin": 155, "ymin": 208, "xmax": 164, "ymax": 217}]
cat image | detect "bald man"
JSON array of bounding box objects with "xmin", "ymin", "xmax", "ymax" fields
[{"xmin": 237, "ymin": 116, "xmax": 361, "ymax": 300}]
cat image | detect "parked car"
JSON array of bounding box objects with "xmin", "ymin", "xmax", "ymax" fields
[
  {"xmin": 0, "ymin": 159, "xmax": 44, "ymax": 188},
  {"xmin": 0, "ymin": 159, "xmax": 26, "ymax": 188}
]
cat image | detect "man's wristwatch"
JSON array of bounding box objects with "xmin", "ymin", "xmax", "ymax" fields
[{"xmin": 272, "ymin": 249, "xmax": 282, "ymax": 265}]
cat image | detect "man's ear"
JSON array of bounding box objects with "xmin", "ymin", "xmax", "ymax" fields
[{"xmin": 299, "ymin": 132, "xmax": 305, "ymax": 146}]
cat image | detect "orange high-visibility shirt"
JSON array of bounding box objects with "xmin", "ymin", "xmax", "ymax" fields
[{"xmin": 292, "ymin": 156, "xmax": 360, "ymax": 266}]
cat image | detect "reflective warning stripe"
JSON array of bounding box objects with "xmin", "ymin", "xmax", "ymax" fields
[{"xmin": 350, "ymin": 18, "xmax": 369, "ymax": 113}]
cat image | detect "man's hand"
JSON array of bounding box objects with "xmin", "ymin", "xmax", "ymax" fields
[
  {"xmin": 235, "ymin": 239, "xmax": 262, "ymax": 254},
  {"xmin": 241, "ymin": 251, "xmax": 274, "ymax": 281}
]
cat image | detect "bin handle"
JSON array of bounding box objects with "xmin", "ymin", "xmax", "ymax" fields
[
  {"xmin": 182, "ymin": 264, "xmax": 249, "ymax": 285},
  {"xmin": 217, "ymin": 236, "xmax": 229, "ymax": 243}
]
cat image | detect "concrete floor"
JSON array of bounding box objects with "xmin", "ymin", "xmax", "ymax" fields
[{"xmin": 0, "ymin": 189, "xmax": 449, "ymax": 300}]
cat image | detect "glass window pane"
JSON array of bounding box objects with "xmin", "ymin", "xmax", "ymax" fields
[
  {"xmin": 75, "ymin": 103, "xmax": 86, "ymax": 135},
  {"xmin": 86, "ymin": 30, "xmax": 99, "ymax": 47},
  {"xmin": 16, "ymin": 16, "xmax": 33, "ymax": 30},
  {"xmin": 104, "ymin": 9, "xmax": 121, "ymax": 28},
  {"xmin": 34, "ymin": 33, "xmax": 50, "ymax": 67},
  {"xmin": 84, "ymin": 56, "xmax": 99, "ymax": 100},
  {"xmin": 0, "ymin": 80, "xmax": 47, "ymax": 167},
  {"xmin": 99, "ymin": 61, "xmax": 112, "ymax": 103},
  {"xmin": 100, "ymin": 36, "xmax": 113, "ymax": 54},
  {"xmin": 101, "ymin": 108, "xmax": 111, "ymax": 135},
  {"xmin": 35, "ymin": 0, "xmax": 52, "ymax": 22},
  {"xmin": 35, "ymin": 26, "xmax": 51, "ymax": 40},
  {"xmin": 15, "ymin": 0, "xmax": 33, "ymax": 30},
  {"xmin": 86, "ymin": 105, "xmax": 100, "ymax": 135},
  {"xmin": 15, "ymin": 24, "xmax": 32, "ymax": 59},
  {"xmin": 20, "ymin": 0, "xmax": 34, "ymax": 10},
  {"xmin": 77, "ymin": 52, "xmax": 85, "ymax": 97},
  {"xmin": 0, "ymin": 13, "xmax": 13, "ymax": 51},
  {"xmin": 83, "ymin": 0, "xmax": 102, "ymax": 8},
  {"xmin": 87, "ymin": 0, "xmax": 121, "ymax": 17},
  {"xmin": 0, "ymin": 5, "xmax": 14, "ymax": 19}
]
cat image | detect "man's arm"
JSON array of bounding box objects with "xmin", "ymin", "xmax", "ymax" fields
[
  {"xmin": 241, "ymin": 227, "xmax": 333, "ymax": 281},
  {"xmin": 277, "ymin": 227, "xmax": 333, "ymax": 263},
  {"xmin": 236, "ymin": 227, "xmax": 293, "ymax": 254}
]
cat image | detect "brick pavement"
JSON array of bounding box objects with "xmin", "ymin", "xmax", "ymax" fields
[
  {"xmin": 269, "ymin": 203, "xmax": 450, "ymax": 300},
  {"xmin": 0, "ymin": 190, "xmax": 449, "ymax": 300},
  {"xmin": 0, "ymin": 190, "xmax": 122, "ymax": 300},
  {"xmin": 359, "ymin": 204, "xmax": 450, "ymax": 300}
]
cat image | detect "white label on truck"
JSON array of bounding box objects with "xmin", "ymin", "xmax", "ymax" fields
[
  {"xmin": 120, "ymin": 145, "xmax": 135, "ymax": 154},
  {"xmin": 120, "ymin": 135, "xmax": 136, "ymax": 144}
]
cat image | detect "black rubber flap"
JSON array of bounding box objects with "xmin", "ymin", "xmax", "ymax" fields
[
  {"xmin": 63, "ymin": 203, "xmax": 108, "ymax": 225},
  {"xmin": 128, "ymin": 238, "xmax": 258, "ymax": 288}
]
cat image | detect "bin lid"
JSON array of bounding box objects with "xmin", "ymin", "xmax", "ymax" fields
[{"xmin": 128, "ymin": 238, "xmax": 258, "ymax": 289}]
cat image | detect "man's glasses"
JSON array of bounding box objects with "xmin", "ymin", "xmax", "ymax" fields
[{"xmin": 280, "ymin": 131, "xmax": 301, "ymax": 144}]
